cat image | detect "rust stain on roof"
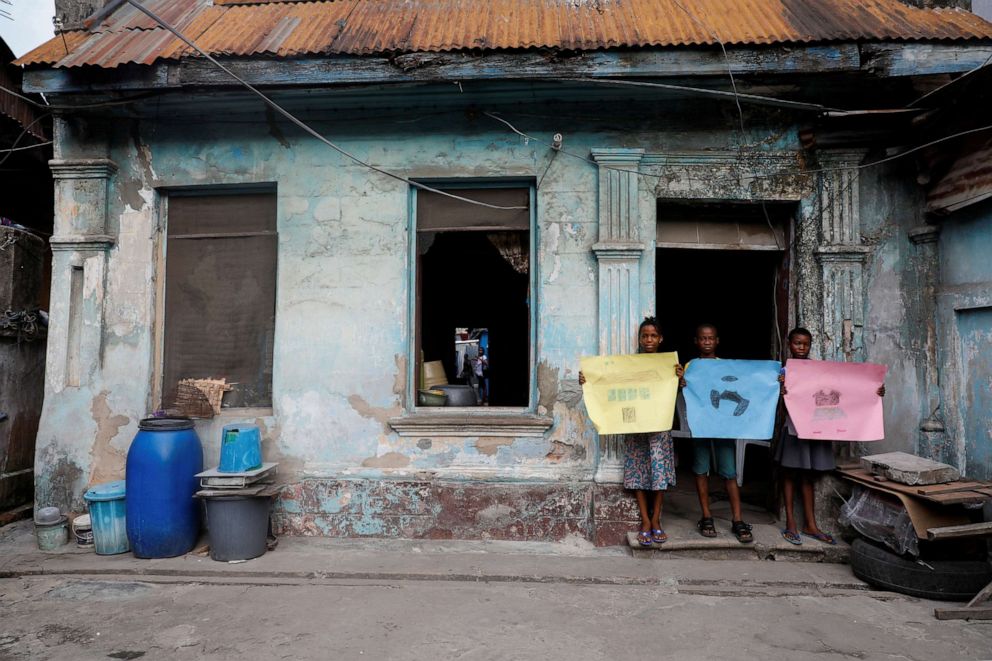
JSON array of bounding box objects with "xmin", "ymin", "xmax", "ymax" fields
[
  {"xmin": 16, "ymin": 0, "xmax": 992, "ymax": 68},
  {"xmin": 928, "ymin": 135, "xmax": 992, "ymax": 214}
]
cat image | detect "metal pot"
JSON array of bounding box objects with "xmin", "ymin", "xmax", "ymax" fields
[{"xmin": 436, "ymin": 385, "xmax": 478, "ymax": 406}]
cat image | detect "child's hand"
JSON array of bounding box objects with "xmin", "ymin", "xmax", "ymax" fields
[
  {"xmin": 778, "ymin": 373, "xmax": 787, "ymax": 395},
  {"xmin": 877, "ymin": 384, "xmax": 885, "ymax": 397},
  {"xmin": 675, "ymin": 365, "xmax": 684, "ymax": 377},
  {"xmin": 578, "ymin": 371, "xmax": 586, "ymax": 386},
  {"xmin": 679, "ymin": 377, "xmax": 687, "ymax": 388}
]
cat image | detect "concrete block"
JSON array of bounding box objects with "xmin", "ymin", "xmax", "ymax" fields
[{"xmin": 860, "ymin": 451, "xmax": 960, "ymax": 485}]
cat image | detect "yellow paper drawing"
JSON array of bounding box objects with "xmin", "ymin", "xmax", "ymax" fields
[{"xmin": 580, "ymin": 352, "xmax": 680, "ymax": 435}]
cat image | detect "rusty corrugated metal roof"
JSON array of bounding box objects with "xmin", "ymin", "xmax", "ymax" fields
[
  {"xmin": 16, "ymin": 0, "xmax": 992, "ymax": 69},
  {"xmin": 928, "ymin": 135, "xmax": 992, "ymax": 213},
  {"xmin": 0, "ymin": 43, "xmax": 46, "ymax": 140}
]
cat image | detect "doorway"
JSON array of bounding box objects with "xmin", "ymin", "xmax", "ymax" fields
[{"xmin": 655, "ymin": 200, "xmax": 794, "ymax": 511}]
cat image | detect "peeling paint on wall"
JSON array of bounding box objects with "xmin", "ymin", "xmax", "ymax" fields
[{"xmin": 88, "ymin": 391, "xmax": 129, "ymax": 486}]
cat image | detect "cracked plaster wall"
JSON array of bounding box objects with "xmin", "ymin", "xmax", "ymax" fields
[{"xmin": 34, "ymin": 104, "xmax": 934, "ymax": 521}]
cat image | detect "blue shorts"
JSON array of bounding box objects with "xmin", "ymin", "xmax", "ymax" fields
[{"xmin": 692, "ymin": 439, "xmax": 737, "ymax": 479}]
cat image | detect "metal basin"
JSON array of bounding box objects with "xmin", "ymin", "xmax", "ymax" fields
[{"xmin": 435, "ymin": 385, "xmax": 478, "ymax": 406}]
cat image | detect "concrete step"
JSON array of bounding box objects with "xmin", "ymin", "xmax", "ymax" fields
[{"xmin": 626, "ymin": 518, "xmax": 849, "ymax": 562}]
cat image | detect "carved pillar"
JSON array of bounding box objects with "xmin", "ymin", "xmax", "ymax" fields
[
  {"xmin": 908, "ymin": 224, "xmax": 948, "ymax": 461},
  {"xmin": 590, "ymin": 148, "xmax": 645, "ymax": 483},
  {"xmin": 813, "ymin": 151, "xmax": 870, "ymax": 362},
  {"xmin": 46, "ymin": 158, "xmax": 117, "ymax": 391}
]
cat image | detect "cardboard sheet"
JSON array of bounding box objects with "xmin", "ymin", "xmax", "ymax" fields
[
  {"xmin": 580, "ymin": 352, "xmax": 679, "ymax": 435},
  {"xmin": 683, "ymin": 359, "xmax": 781, "ymax": 440},
  {"xmin": 784, "ymin": 359, "xmax": 887, "ymax": 442}
]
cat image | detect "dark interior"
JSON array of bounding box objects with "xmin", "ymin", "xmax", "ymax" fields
[
  {"xmin": 658, "ymin": 247, "xmax": 785, "ymax": 507},
  {"xmin": 420, "ymin": 231, "xmax": 530, "ymax": 407}
]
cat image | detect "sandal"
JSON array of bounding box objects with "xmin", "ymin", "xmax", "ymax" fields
[
  {"xmin": 637, "ymin": 531, "xmax": 653, "ymax": 547},
  {"xmin": 697, "ymin": 517, "xmax": 717, "ymax": 538},
  {"xmin": 781, "ymin": 529, "xmax": 802, "ymax": 546},
  {"xmin": 731, "ymin": 520, "xmax": 753, "ymax": 544},
  {"xmin": 802, "ymin": 530, "xmax": 837, "ymax": 545},
  {"xmin": 652, "ymin": 528, "xmax": 668, "ymax": 544}
]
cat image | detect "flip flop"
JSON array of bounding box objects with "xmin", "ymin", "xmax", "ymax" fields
[
  {"xmin": 781, "ymin": 529, "xmax": 802, "ymax": 546},
  {"xmin": 802, "ymin": 531, "xmax": 837, "ymax": 545},
  {"xmin": 652, "ymin": 528, "xmax": 668, "ymax": 544},
  {"xmin": 637, "ymin": 531, "xmax": 653, "ymax": 547}
]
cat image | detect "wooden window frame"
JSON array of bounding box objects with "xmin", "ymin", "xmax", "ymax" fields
[
  {"xmin": 152, "ymin": 184, "xmax": 278, "ymax": 413},
  {"xmin": 405, "ymin": 180, "xmax": 539, "ymax": 414}
]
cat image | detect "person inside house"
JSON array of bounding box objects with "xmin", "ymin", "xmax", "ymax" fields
[
  {"xmin": 776, "ymin": 327, "xmax": 885, "ymax": 545},
  {"xmin": 680, "ymin": 323, "xmax": 753, "ymax": 543},
  {"xmin": 580, "ymin": 317, "xmax": 682, "ymax": 546}
]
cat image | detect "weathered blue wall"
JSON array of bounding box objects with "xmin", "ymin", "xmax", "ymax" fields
[
  {"xmin": 936, "ymin": 198, "xmax": 992, "ymax": 479},
  {"xmin": 33, "ymin": 87, "xmax": 938, "ymax": 538}
]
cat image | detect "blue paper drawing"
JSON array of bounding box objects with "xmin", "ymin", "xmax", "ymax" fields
[{"xmin": 683, "ymin": 359, "xmax": 782, "ymax": 440}]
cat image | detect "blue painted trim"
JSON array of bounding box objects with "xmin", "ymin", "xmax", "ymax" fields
[{"xmin": 407, "ymin": 178, "xmax": 538, "ymax": 412}]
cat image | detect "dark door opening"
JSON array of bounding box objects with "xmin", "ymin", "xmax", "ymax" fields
[
  {"xmin": 655, "ymin": 199, "xmax": 794, "ymax": 510},
  {"xmin": 656, "ymin": 249, "xmax": 783, "ymax": 362}
]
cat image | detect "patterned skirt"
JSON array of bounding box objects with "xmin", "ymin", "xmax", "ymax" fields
[{"xmin": 623, "ymin": 431, "xmax": 676, "ymax": 491}]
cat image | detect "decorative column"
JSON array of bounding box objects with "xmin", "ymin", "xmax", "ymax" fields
[
  {"xmin": 590, "ymin": 148, "xmax": 644, "ymax": 483},
  {"xmin": 813, "ymin": 151, "xmax": 870, "ymax": 362},
  {"xmin": 46, "ymin": 158, "xmax": 117, "ymax": 391},
  {"xmin": 907, "ymin": 224, "xmax": 948, "ymax": 462}
]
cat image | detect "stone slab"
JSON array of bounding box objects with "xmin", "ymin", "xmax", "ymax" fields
[{"xmin": 860, "ymin": 452, "xmax": 960, "ymax": 486}]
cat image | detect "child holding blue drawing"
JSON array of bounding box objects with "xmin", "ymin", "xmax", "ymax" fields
[{"xmin": 681, "ymin": 324, "xmax": 753, "ymax": 544}]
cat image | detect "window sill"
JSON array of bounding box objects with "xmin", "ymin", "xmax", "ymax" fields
[{"xmin": 388, "ymin": 411, "xmax": 553, "ymax": 437}]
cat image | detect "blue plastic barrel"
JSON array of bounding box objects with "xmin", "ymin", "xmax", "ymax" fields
[
  {"xmin": 83, "ymin": 480, "xmax": 129, "ymax": 555},
  {"xmin": 125, "ymin": 417, "xmax": 203, "ymax": 558},
  {"xmin": 218, "ymin": 424, "xmax": 262, "ymax": 473}
]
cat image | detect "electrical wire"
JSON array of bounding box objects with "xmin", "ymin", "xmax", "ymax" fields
[
  {"xmin": 0, "ymin": 140, "xmax": 52, "ymax": 153},
  {"xmin": 566, "ymin": 77, "xmax": 838, "ymax": 113},
  {"xmin": 0, "ymin": 114, "xmax": 51, "ymax": 169},
  {"xmin": 122, "ymin": 0, "xmax": 526, "ymax": 212},
  {"xmin": 0, "ymin": 83, "xmax": 166, "ymax": 111}
]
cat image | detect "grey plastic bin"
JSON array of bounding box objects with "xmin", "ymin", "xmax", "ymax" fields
[{"xmin": 203, "ymin": 496, "xmax": 271, "ymax": 562}]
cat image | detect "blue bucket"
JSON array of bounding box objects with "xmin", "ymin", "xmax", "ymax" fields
[
  {"xmin": 218, "ymin": 425, "xmax": 262, "ymax": 473},
  {"xmin": 83, "ymin": 480, "xmax": 129, "ymax": 555}
]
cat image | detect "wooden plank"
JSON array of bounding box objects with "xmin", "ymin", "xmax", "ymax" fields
[
  {"xmin": 838, "ymin": 468, "xmax": 991, "ymax": 504},
  {"xmin": 23, "ymin": 46, "xmax": 862, "ymax": 94},
  {"xmin": 862, "ymin": 43, "xmax": 992, "ymax": 78},
  {"xmin": 916, "ymin": 481, "xmax": 989, "ymax": 495},
  {"xmin": 926, "ymin": 522, "xmax": 992, "ymax": 541},
  {"xmin": 923, "ymin": 491, "xmax": 990, "ymax": 505},
  {"xmin": 933, "ymin": 607, "xmax": 992, "ymax": 621}
]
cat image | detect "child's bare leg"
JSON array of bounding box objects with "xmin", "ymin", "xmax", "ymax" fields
[
  {"xmin": 782, "ymin": 471, "xmax": 798, "ymax": 532},
  {"xmin": 650, "ymin": 490, "xmax": 664, "ymax": 529},
  {"xmin": 634, "ymin": 490, "xmax": 652, "ymax": 531},
  {"xmin": 694, "ymin": 474, "xmax": 712, "ymax": 519},
  {"xmin": 725, "ymin": 478, "xmax": 744, "ymax": 522},
  {"xmin": 800, "ymin": 475, "xmax": 821, "ymax": 534}
]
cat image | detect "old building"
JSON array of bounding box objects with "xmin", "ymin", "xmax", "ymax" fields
[{"xmin": 15, "ymin": 0, "xmax": 992, "ymax": 543}]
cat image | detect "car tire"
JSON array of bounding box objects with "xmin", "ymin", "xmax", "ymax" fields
[{"xmin": 850, "ymin": 537, "xmax": 992, "ymax": 601}]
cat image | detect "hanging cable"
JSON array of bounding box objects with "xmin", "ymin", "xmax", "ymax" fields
[
  {"xmin": 121, "ymin": 0, "xmax": 526, "ymax": 212},
  {"xmin": 0, "ymin": 114, "xmax": 51, "ymax": 169},
  {"xmin": 0, "ymin": 140, "xmax": 52, "ymax": 153}
]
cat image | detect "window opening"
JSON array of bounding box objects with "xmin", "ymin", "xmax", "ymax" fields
[
  {"xmin": 161, "ymin": 191, "xmax": 277, "ymax": 410},
  {"xmin": 415, "ymin": 187, "xmax": 531, "ymax": 408}
]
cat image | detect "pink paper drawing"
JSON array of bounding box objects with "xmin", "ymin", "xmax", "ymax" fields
[{"xmin": 784, "ymin": 359, "xmax": 887, "ymax": 442}]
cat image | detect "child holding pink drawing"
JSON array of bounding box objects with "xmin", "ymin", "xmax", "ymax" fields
[{"xmin": 777, "ymin": 327, "xmax": 885, "ymax": 545}]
